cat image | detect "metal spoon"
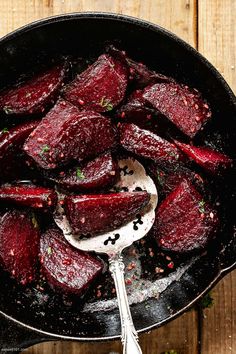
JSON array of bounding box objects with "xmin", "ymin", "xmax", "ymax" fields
[{"xmin": 54, "ymin": 158, "xmax": 158, "ymax": 354}]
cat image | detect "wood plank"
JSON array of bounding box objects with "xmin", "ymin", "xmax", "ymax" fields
[
  {"xmin": 198, "ymin": 1, "xmax": 236, "ymax": 353},
  {"xmin": 0, "ymin": 0, "xmax": 197, "ymax": 46},
  {"xmin": 0, "ymin": 1, "xmax": 199, "ymax": 353}
]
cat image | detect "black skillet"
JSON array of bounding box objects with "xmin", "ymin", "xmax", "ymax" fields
[{"xmin": 0, "ymin": 13, "xmax": 236, "ymax": 353}]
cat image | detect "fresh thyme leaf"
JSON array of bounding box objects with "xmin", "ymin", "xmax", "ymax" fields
[
  {"xmin": 47, "ymin": 246, "xmax": 52, "ymax": 255},
  {"xmin": 1, "ymin": 127, "xmax": 9, "ymax": 134},
  {"xmin": 201, "ymin": 292, "xmax": 214, "ymax": 309},
  {"xmin": 198, "ymin": 199, "xmax": 206, "ymax": 213},
  {"xmin": 40, "ymin": 145, "xmax": 50, "ymax": 154},
  {"xmin": 156, "ymin": 170, "xmax": 164, "ymax": 186},
  {"xmin": 100, "ymin": 96, "xmax": 113, "ymax": 111},
  {"xmin": 76, "ymin": 168, "xmax": 85, "ymax": 180}
]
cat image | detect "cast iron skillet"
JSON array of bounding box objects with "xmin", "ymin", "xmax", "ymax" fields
[{"xmin": 0, "ymin": 12, "xmax": 236, "ymax": 353}]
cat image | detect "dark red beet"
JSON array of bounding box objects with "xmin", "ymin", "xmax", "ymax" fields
[
  {"xmin": 63, "ymin": 53, "xmax": 128, "ymax": 112},
  {"xmin": 0, "ymin": 120, "xmax": 39, "ymax": 181},
  {"xmin": 143, "ymin": 82, "xmax": 212, "ymax": 138},
  {"xmin": 153, "ymin": 180, "xmax": 218, "ymax": 252},
  {"xmin": 44, "ymin": 152, "xmax": 119, "ymax": 192},
  {"xmin": 117, "ymin": 90, "xmax": 155, "ymax": 127},
  {"xmin": 174, "ymin": 140, "xmax": 233, "ymax": 174},
  {"xmin": 23, "ymin": 99, "xmax": 117, "ymax": 169},
  {"xmin": 0, "ymin": 185, "xmax": 57, "ymax": 209},
  {"xmin": 64, "ymin": 192, "xmax": 150, "ymax": 234},
  {"xmin": 119, "ymin": 123, "xmax": 183, "ymax": 167},
  {"xmin": 40, "ymin": 228, "xmax": 103, "ymax": 295},
  {"xmin": 0, "ymin": 209, "xmax": 40, "ymax": 284},
  {"xmin": 0, "ymin": 63, "xmax": 68, "ymax": 115},
  {"xmin": 127, "ymin": 58, "xmax": 171, "ymax": 88}
]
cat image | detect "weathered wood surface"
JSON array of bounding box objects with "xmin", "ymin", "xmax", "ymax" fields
[{"xmin": 0, "ymin": 1, "xmax": 235, "ymax": 353}]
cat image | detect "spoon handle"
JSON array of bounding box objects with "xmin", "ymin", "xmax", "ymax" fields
[{"xmin": 109, "ymin": 254, "xmax": 142, "ymax": 354}]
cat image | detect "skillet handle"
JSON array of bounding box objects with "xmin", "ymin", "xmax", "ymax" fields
[
  {"xmin": 0, "ymin": 314, "xmax": 53, "ymax": 353},
  {"xmin": 220, "ymin": 234, "xmax": 236, "ymax": 275}
]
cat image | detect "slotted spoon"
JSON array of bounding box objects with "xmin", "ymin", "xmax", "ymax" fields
[{"xmin": 54, "ymin": 158, "xmax": 158, "ymax": 354}]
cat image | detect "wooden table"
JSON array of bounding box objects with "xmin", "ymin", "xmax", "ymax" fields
[{"xmin": 1, "ymin": 1, "xmax": 235, "ymax": 353}]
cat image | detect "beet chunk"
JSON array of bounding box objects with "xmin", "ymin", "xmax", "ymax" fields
[
  {"xmin": 64, "ymin": 192, "xmax": 150, "ymax": 234},
  {"xmin": 0, "ymin": 63, "xmax": 68, "ymax": 115},
  {"xmin": 23, "ymin": 99, "xmax": 117, "ymax": 169},
  {"xmin": 63, "ymin": 53, "xmax": 128, "ymax": 112},
  {"xmin": 44, "ymin": 152, "xmax": 119, "ymax": 192},
  {"xmin": 174, "ymin": 140, "xmax": 233, "ymax": 174},
  {"xmin": 143, "ymin": 82, "xmax": 212, "ymax": 138},
  {"xmin": 153, "ymin": 180, "xmax": 218, "ymax": 252},
  {"xmin": 119, "ymin": 123, "xmax": 183, "ymax": 167},
  {"xmin": 127, "ymin": 58, "xmax": 171, "ymax": 88},
  {"xmin": 0, "ymin": 120, "xmax": 39, "ymax": 181},
  {"xmin": 0, "ymin": 210, "xmax": 40, "ymax": 284},
  {"xmin": 0, "ymin": 185, "xmax": 57, "ymax": 209},
  {"xmin": 40, "ymin": 228, "xmax": 103, "ymax": 296}
]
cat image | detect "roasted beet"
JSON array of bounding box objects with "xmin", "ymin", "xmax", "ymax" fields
[
  {"xmin": 64, "ymin": 192, "xmax": 150, "ymax": 234},
  {"xmin": 127, "ymin": 58, "xmax": 171, "ymax": 88},
  {"xmin": 63, "ymin": 53, "xmax": 128, "ymax": 112},
  {"xmin": 23, "ymin": 99, "xmax": 117, "ymax": 169},
  {"xmin": 40, "ymin": 228, "xmax": 103, "ymax": 295},
  {"xmin": 44, "ymin": 152, "xmax": 119, "ymax": 192},
  {"xmin": 117, "ymin": 90, "xmax": 155, "ymax": 127},
  {"xmin": 119, "ymin": 123, "xmax": 183, "ymax": 167},
  {"xmin": 153, "ymin": 180, "xmax": 218, "ymax": 252},
  {"xmin": 174, "ymin": 140, "xmax": 233, "ymax": 174},
  {"xmin": 0, "ymin": 120, "xmax": 39, "ymax": 181},
  {"xmin": 0, "ymin": 63, "xmax": 68, "ymax": 115},
  {"xmin": 0, "ymin": 209, "xmax": 40, "ymax": 284},
  {"xmin": 0, "ymin": 185, "xmax": 57, "ymax": 209},
  {"xmin": 143, "ymin": 82, "xmax": 212, "ymax": 138}
]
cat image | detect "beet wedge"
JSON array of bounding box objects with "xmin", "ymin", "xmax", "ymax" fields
[
  {"xmin": 0, "ymin": 120, "xmax": 39, "ymax": 181},
  {"xmin": 119, "ymin": 123, "xmax": 183, "ymax": 167},
  {"xmin": 0, "ymin": 210, "xmax": 40, "ymax": 284},
  {"xmin": 143, "ymin": 82, "xmax": 212, "ymax": 138},
  {"xmin": 44, "ymin": 152, "xmax": 119, "ymax": 192},
  {"xmin": 0, "ymin": 63, "xmax": 68, "ymax": 115},
  {"xmin": 40, "ymin": 228, "xmax": 103, "ymax": 296},
  {"xmin": 153, "ymin": 179, "xmax": 218, "ymax": 252},
  {"xmin": 64, "ymin": 191, "xmax": 150, "ymax": 234},
  {"xmin": 63, "ymin": 53, "xmax": 128, "ymax": 112},
  {"xmin": 127, "ymin": 58, "xmax": 171, "ymax": 88},
  {"xmin": 174, "ymin": 140, "xmax": 233, "ymax": 174},
  {"xmin": 0, "ymin": 185, "xmax": 57, "ymax": 209},
  {"xmin": 23, "ymin": 99, "xmax": 117, "ymax": 169}
]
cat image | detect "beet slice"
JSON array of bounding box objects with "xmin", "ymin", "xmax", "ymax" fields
[
  {"xmin": 143, "ymin": 82, "xmax": 212, "ymax": 138},
  {"xmin": 117, "ymin": 90, "xmax": 155, "ymax": 126},
  {"xmin": 23, "ymin": 99, "xmax": 117, "ymax": 169},
  {"xmin": 153, "ymin": 180, "xmax": 218, "ymax": 252},
  {"xmin": 127, "ymin": 58, "xmax": 171, "ymax": 88},
  {"xmin": 0, "ymin": 185, "xmax": 57, "ymax": 209},
  {"xmin": 0, "ymin": 120, "xmax": 39, "ymax": 181},
  {"xmin": 63, "ymin": 53, "xmax": 128, "ymax": 112},
  {"xmin": 64, "ymin": 191, "xmax": 150, "ymax": 234},
  {"xmin": 44, "ymin": 152, "xmax": 119, "ymax": 192},
  {"xmin": 40, "ymin": 228, "xmax": 103, "ymax": 296},
  {"xmin": 174, "ymin": 140, "xmax": 233, "ymax": 174},
  {"xmin": 0, "ymin": 209, "xmax": 40, "ymax": 284},
  {"xmin": 119, "ymin": 123, "xmax": 183, "ymax": 167},
  {"xmin": 0, "ymin": 63, "xmax": 68, "ymax": 115}
]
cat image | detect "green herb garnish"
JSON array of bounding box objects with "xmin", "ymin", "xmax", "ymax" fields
[
  {"xmin": 168, "ymin": 151, "xmax": 179, "ymax": 160},
  {"xmin": 1, "ymin": 127, "xmax": 9, "ymax": 134},
  {"xmin": 100, "ymin": 96, "xmax": 113, "ymax": 111},
  {"xmin": 47, "ymin": 246, "xmax": 52, "ymax": 255},
  {"xmin": 76, "ymin": 168, "xmax": 85, "ymax": 180},
  {"xmin": 201, "ymin": 292, "xmax": 214, "ymax": 309},
  {"xmin": 198, "ymin": 199, "xmax": 206, "ymax": 213},
  {"xmin": 31, "ymin": 214, "xmax": 38, "ymax": 229},
  {"xmin": 156, "ymin": 170, "xmax": 164, "ymax": 186},
  {"xmin": 40, "ymin": 145, "xmax": 50, "ymax": 155}
]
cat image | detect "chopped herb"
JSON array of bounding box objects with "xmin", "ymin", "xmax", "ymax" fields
[
  {"xmin": 31, "ymin": 214, "xmax": 38, "ymax": 229},
  {"xmin": 201, "ymin": 292, "xmax": 214, "ymax": 309},
  {"xmin": 168, "ymin": 151, "xmax": 179, "ymax": 160},
  {"xmin": 198, "ymin": 199, "xmax": 206, "ymax": 213},
  {"xmin": 3, "ymin": 106, "xmax": 14, "ymax": 115},
  {"xmin": 1, "ymin": 127, "xmax": 9, "ymax": 134},
  {"xmin": 40, "ymin": 145, "xmax": 50, "ymax": 155},
  {"xmin": 76, "ymin": 168, "xmax": 85, "ymax": 180},
  {"xmin": 47, "ymin": 246, "xmax": 52, "ymax": 255},
  {"xmin": 100, "ymin": 96, "xmax": 113, "ymax": 111},
  {"xmin": 156, "ymin": 170, "xmax": 164, "ymax": 186}
]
